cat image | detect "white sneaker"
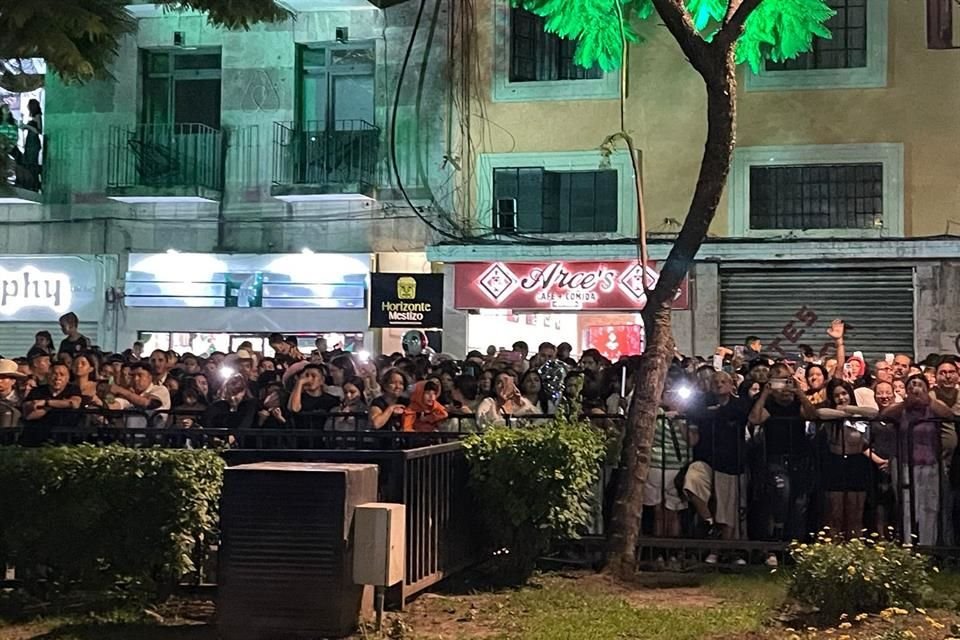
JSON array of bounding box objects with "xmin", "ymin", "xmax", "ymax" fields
[
  {"xmin": 765, "ymin": 553, "xmax": 778, "ymax": 567},
  {"xmin": 735, "ymin": 557, "xmax": 747, "ymax": 566},
  {"xmin": 705, "ymin": 553, "xmax": 719, "ymax": 565}
]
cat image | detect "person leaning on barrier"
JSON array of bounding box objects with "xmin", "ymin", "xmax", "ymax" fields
[
  {"xmin": 683, "ymin": 370, "xmax": 750, "ymax": 555},
  {"xmin": 287, "ymin": 363, "xmax": 339, "ymax": 429},
  {"xmin": 815, "ymin": 379, "xmax": 882, "ymax": 539},
  {"xmin": 109, "ymin": 362, "xmax": 172, "ymax": 428},
  {"xmin": 0, "ymin": 359, "xmax": 24, "ymax": 428},
  {"xmin": 878, "ymin": 374, "xmax": 955, "ymax": 546},
  {"xmin": 22, "ymin": 362, "xmax": 83, "ymax": 445},
  {"xmin": 747, "ymin": 362, "xmax": 818, "ymax": 560}
]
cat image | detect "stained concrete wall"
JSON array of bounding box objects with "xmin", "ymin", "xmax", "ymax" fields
[
  {"xmin": 916, "ymin": 262, "xmax": 960, "ymax": 359},
  {"xmin": 0, "ymin": 2, "xmax": 453, "ymax": 256}
]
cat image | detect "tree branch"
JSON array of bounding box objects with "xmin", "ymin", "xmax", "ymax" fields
[
  {"xmin": 650, "ymin": 0, "xmax": 710, "ymax": 74},
  {"xmin": 715, "ymin": 0, "xmax": 765, "ymax": 47}
]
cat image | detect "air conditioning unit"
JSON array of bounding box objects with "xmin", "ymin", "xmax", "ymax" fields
[
  {"xmin": 219, "ymin": 462, "xmax": 379, "ymax": 640},
  {"xmin": 495, "ymin": 197, "xmax": 517, "ymax": 232}
]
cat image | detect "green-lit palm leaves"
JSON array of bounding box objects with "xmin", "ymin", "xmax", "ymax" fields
[
  {"xmin": 736, "ymin": 0, "xmax": 836, "ymax": 71},
  {"xmin": 514, "ymin": 0, "xmax": 834, "ymax": 73}
]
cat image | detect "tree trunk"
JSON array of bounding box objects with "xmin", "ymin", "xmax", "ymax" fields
[{"xmin": 605, "ymin": 44, "xmax": 739, "ymax": 577}]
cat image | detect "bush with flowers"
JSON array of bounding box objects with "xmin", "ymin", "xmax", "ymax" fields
[{"xmin": 787, "ymin": 530, "xmax": 932, "ymax": 618}]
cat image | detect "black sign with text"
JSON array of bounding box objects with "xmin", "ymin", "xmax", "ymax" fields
[{"xmin": 370, "ymin": 273, "xmax": 444, "ymax": 329}]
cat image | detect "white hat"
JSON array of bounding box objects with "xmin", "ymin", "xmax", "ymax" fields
[{"xmin": 0, "ymin": 359, "xmax": 25, "ymax": 378}]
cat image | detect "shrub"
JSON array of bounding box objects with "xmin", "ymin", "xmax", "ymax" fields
[
  {"xmin": 0, "ymin": 445, "xmax": 224, "ymax": 594},
  {"xmin": 788, "ymin": 532, "xmax": 931, "ymax": 618},
  {"xmin": 462, "ymin": 409, "xmax": 605, "ymax": 583}
]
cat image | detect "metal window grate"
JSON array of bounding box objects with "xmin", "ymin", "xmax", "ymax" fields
[
  {"xmin": 509, "ymin": 8, "xmax": 603, "ymax": 82},
  {"xmin": 493, "ymin": 167, "xmax": 618, "ymax": 233},
  {"xmin": 767, "ymin": 0, "xmax": 868, "ymax": 70},
  {"xmin": 749, "ymin": 163, "xmax": 884, "ymax": 230}
]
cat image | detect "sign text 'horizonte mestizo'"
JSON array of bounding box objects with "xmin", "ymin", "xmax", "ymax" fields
[{"xmin": 370, "ymin": 273, "xmax": 444, "ymax": 329}]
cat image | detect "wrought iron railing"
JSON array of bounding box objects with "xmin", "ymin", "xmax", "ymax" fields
[
  {"xmin": 272, "ymin": 119, "xmax": 379, "ymax": 190},
  {"xmin": 107, "ymin": 123, "xmax": 224, "ymax": 191}
]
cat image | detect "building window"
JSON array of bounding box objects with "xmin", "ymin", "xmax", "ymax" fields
[
  {"xmin": 767, "ymin": 0, "xmax": 867, "ymax": 71},
  {"xmin": 492, "ymin": 0, "xmax": 618, "ymax": 102},
  {"xmin": 749, "ymin": 163, "xmax": 883, "ymax": 230},
  {"xmin": 493, "ymin": 167, "xmax": 618, "ymax": 233},
  {"xmin": 477, "ymin": 150, "xmax": 636, "ymax": 237},
  {"xmin": 509, "ymin": 8, "xmax": 602, "ymax": 82},
  {"xmin": 729, "ymin": 144, "xmax": 904, "ymax": 238},
  {"xmin": 142, "ymin": 50, "xmax": 222, "ymax": 128},
  {"xmin": 745, "ymin": 0, "xmax": 887, "ymax": 90}
]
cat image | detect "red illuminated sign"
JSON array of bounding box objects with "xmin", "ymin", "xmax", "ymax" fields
[{"xmin": 454, "ymin": 261, "xmax": 689, "ymax": 311}]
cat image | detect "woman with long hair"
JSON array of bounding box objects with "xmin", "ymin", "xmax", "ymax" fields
[
  {"xmin": 816, "ymin": 378, "xmax": 880, "ymax": 537},
  {"xmin": 519, "ymin": 369, "xmax": 553, "ymax": 414}
]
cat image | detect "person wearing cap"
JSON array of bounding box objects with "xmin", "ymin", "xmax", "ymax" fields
[
  {"xmin": 27, "ymin": 346, "xmax": 52, "ymax": 384},
  {"xmin": 0, "ymin": 358, "xmax": 24, "ymax": 428}
]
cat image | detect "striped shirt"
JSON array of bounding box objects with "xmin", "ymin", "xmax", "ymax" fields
[{"xmin": 650, "ymin": 410, "xmax": 689, "ymax": 472}]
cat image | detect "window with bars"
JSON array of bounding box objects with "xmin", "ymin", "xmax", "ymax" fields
[
  {"xmin": 492, "ymin": 167, "xmax": 618, "ymax": 233},
  {"xmin": 509, "ymin": 8, "xmax": 603, "ymax": 82},
  {"xmin": 748, "ymin": 163, "xmax": 884, "ymax": 230},
  {"xmin": 766, "ymin": 0, "xmax": 867, "ymax": 70}
]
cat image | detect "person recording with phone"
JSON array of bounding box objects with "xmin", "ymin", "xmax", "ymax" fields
[{"xmin": 748, "ymin": 362, "xmax": 818, "ymax": 564}]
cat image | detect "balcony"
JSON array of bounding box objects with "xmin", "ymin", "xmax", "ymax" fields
[
  {"xmin": 271, "ymin": 120, "xmax": 380, "ymax": 202},
  {"xmin": 106, "ymin": 123, "xmax": 224, "ymax": 203}
]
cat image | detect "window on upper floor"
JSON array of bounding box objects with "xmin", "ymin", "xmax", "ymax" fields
[
  {"xmin": 492, "ymin": 0, "xmax": 618, "ymax": 102},
  {"xmin": 768, "ymin": 0, "xmax": 867, "ymax": 71},
  {"xmin": 493, "ymin": 167, "xmax": 618, "ymax": 233},
  {"xmin": 141, "ymin": 49, "xmax": 222, "ymax": 129},
  {"xmin": 478, "ymin": 150, "xmax": 637, "ymax": 237},
  {"xmin": 508, "ymin": 8, "xmax": 603, "ymax": 83},
  {"xmin": 749, "ymin": 163, "xmax": 883, "ymax": 231},
  {"xmin": 746, "ymin": 0, "xmax": 887, "ymax": 90},
  {"xmin": 728, "ymin": 144, "xmax": 904, "ymax": 238}
]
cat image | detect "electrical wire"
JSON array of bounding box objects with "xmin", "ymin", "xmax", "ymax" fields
[{"xmin": 389, "ymin": 0, "xmax": 464, "ymax": 241}]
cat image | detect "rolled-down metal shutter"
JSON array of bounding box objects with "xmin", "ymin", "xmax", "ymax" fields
[
  {"xmin": 0, "ymin": 323, "xmax": 100, "ymax": 360},
  {"xmin": 720, "ymin": 267, "xmax": 913, "ymax": 362}
]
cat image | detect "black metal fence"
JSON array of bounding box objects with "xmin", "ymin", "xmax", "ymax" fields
[
  {"xmin": 272, "ymin": 119, "xmax": 379, "ymax": 190},
  {"xmin": 107, "ymin": 123, "xmax": 224, "ymax": 192},
  {"xmin": 6, "ymin": 410, "xmax": 960, "ymax": 575}
]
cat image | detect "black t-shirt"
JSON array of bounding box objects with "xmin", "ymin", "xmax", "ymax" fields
[
  {"xmin": 690, "ymin": 399, "xmax": 750, "ymax": 474},
  {"xmin": 204, "ymin": 399, "xmax": 258, "ymax": 430},
  {"xmin": 58, "ymin": 335, "xmax": 90, "ymax": 357},
  {"xmin": 291, "ymin": 391, "xmax": 340, "ymax": 429},
  {"xmin": 25, "ymin": 384, "xmax": 82, "ymax": 427},
  {"xmin": 371, "ymin": 395, "xmax": 409, "ymax": 431},
  {"xmin": 760, "ymin": 395, "xmax": 811, "ymax": 458}
]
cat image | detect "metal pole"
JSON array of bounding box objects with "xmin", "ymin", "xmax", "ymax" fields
[{"xmin": 375, "ymin": 585, "xmax": 385, "ymax": 631}]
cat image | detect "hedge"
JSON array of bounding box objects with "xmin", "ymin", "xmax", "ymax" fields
[{"xmin": 0, "ymin": 445, "xmax": 224, "ymax": 592}]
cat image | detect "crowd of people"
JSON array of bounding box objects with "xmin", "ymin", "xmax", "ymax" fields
[{"xmin": 1, "ymin": 313, "xmax": 959, "ymax": 561}]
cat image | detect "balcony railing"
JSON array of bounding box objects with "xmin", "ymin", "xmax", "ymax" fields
[
  {"xmin": 107, "ymin": 123, "xmax": 224, "ymax": 198},
  {"xmin": 271, "ymin": 120, "xmax": 379, "ymax": 198}
]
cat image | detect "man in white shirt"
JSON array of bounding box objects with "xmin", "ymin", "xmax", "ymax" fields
[{"xmin": 110, "ymin": 362, "xmax": 171, "ymax": 428}]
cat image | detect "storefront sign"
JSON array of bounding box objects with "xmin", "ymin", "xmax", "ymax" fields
[
  {"xmin": 124, "ymin": 253, "xmax": 370, "ymax": 309},
  {"xmin": 0, "ymin": 267, "xmax": 70, "ymax": 315},
  {"xmin": 0, "ymin": 257, "xmax": 103, "ymax": 322},
  {"xmin": 370, "ymin": 273, "xmax": 444, "ymax": 328},
  {"xmin": 454, "ymin": 261, "xmax": 689, "ymax": 311}
]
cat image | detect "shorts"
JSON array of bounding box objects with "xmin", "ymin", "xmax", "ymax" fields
[
  {"xmin": 683, "ymin": 461, "xmax": 746, "ymax": 534},
  {"xmin": 644, "ymin": 466, "xmax": 687, "ymax": 511}
]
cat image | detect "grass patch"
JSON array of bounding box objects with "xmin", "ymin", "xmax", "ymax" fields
[{"xmin": 404, "ymin": 572, "xmax": 784, "ymax": 639}]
